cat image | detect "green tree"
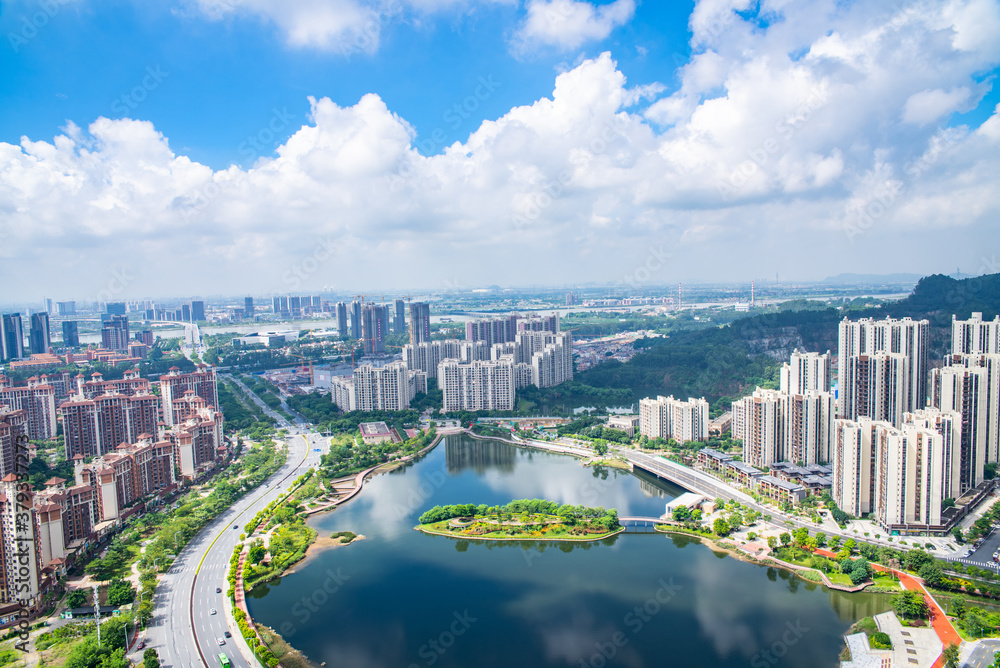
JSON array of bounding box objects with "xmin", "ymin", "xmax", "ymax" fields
[
  {"xmin": 86, "ymin": 557, "xmax": 114, "ymax": 582},
  {"xmin": 942, "ymin": 643, "xmax": 960, "ymax": 668},
  {"xmin": 828, "ymin": 535, "xmax": 841, "ymax": 551},
  {"xmin": 65, "ymin": 589, "xmax": 89, "ymax": 608},
  {"xmin": 672, "ymin": 506, "xmax": 691, "ymax": 522},
  {"xmin": 106, "ymin": 578, "xmax": 136, "ymax": 606},
  {"xmin": 905, "ymin": 549, "xmax": 933, "ymax": 573},
  {"xmin": 143, "ymin": 648, "xmax": 160, "ymax": 668},
  {"xmin": 815, "ymin": 532, "xmax": 827, "ymax": 547},
  {"xmin": 793, "ymin": 527, "xmax": 810, "ymax": 548},
  {"xmin": 593, "ymin": 442, "xmax": 609, "ymax": 456},
  {"xmin": 779, "ymin": 532, "xmax": 792, "ymax": 547},
  {"xmin": 713, "ymin": 517, "xmax": 729, "ymax": 536},
  {"xmin": 843, "ymin": 538, "xmax": 857, "ymax": 553},
  {"xmin": 918, "ymin": 563, "xmax": 945, "ymax": 589},
  {"xmin": 767, "ymin": 536, "xmax": 777, "ymax": 549},
  {"xmin": 891, "ymin": 590, "xmax": 929, "ymax": 620}
]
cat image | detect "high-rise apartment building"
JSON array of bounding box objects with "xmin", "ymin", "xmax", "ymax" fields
[
  {"xmin": 0, "ymin": 376, "xmax": 57, "ymax": 440},
  {"xmin": 181, "ymin": 304, "xmax": 191, "ymax": 322},
  {"xmin": 0, "ymin": 474, "xmax": 41, "ymax": 606},
  {"xmin": 0, "ymin": 314, "xmax": 24, "ymax": 361},
  {"xmin": 873, "ymin": 422, "xmax": 945, "ymax": 532},
  {"xmin": 191, "ymin": 300, "xmax": 205, "ymax": 322},
  {"xmin": 838, "ymin": 317, "xmax": 929, "ymax": 425},
  {"xmin": 832, "ymin": 417, "xmax": 881, "ymax": 517},
  {"xmin": 336, "ymin": 302, "xmax": 349, "ymax": 338},
  {"xmin": 244, "ymin": 297, "xmax": 254, "ymax": 319},
  {"xmin": 931, "ymin": 362, "xmax": 989, "ymax": 493},
  {"xmin": 272, "ymin": 296, "xmax": 281, "ymax": 314},
  {"xmin": 841, "ymin": 352, "xmax": 910, "ymax": 427},
  {"xmin": 101, "ymin": 314, "xmax": 130, "ymax": 352},
  {"xmin": 438, "ymin": 358, "xmax": 516, "ymax": 411},
  {"xmin": 782, "ymin": 390, "xmax": 834, "ymax": 466},
  {"xmin": 402, "ymin": 340, "xmax": 462, "ymax": 379},
  {"xmin": 904, "ymin": 408, "xmax": 962, "ymax": 502},
  {"xmin": 55, "ymin": 301, "xmax": 76, "ymax": 316},
  {"xmin": 953, "ymin": 312, "xmax": 1000, "ymax": 355},
  {"xmin": 393, "ymin": 299, "xmax": 405, "ymax": 335},
  {"xmin": 288, "ymin": 296, "xmax": 302, "ymax": 318},
  {"xmin": 780, "ymin": 349, "xmax": 830, "ymax": 394},
  {"xmin": 351, "ymin": 300, "xmax": 362, "ymax": 339},
  {"xmin": 58, "ymin": 391, "xmax": 159, "ymax": 459},
  {"xmin": 639, "ymin": 395, "xmax": 710, "ymax": 444},
  {"xmin": 732, "ymin": 388, "xmax": 784, "ymax": 467},
  {"xmin": 61, "ymin": 321, "xmax": 80, "ymax": 348},
  {"xmin": 28, "ymin": 313, "xmax": 50, "ymax": 355},
  {"xmin": 351, "ymin": 362, "xmax": 424, "ymax": 412},
  {"xmin": 409, "ymin": 302, "xmax": 431, "ymax": 346},
  {"xmin": 466, "ymin": 315, "xmax": 520, "ymax": 346},
  {"xmin": 0, "ymin": 407, "xmax": 27, "ymax": 479},
  {"xmin": 105, "ymin": 302, "xmax": 126, "ymax": 316},
  {"xmin": 159, "ymin": 366, "xmax": 219, "ymax": 426},
  {"xmin": 160, "ymin": 403, "xmax": 224, "ymax": 478},
  {"xmin": 362, "ymin": 303, "xmax": 390, "ymax": 355}
]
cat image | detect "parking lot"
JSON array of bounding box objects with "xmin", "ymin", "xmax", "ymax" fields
[{"xmin": 953, "ymin": 528, "xmax": 1000, "ymax": 572}]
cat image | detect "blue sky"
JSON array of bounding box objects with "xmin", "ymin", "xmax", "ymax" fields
[
  {"xmin": 0, "ymin": 1, "xmax": 695, "ymax": 168},
  {"xmin": 1, "ymin": 0, "xmax": 1000, "ymax": 300}
]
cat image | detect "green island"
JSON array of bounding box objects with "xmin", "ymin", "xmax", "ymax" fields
[{"xmin": 416, "ymin": 499, "xmax": 623, "ymax": 541}]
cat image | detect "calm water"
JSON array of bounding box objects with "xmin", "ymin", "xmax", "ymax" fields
[{"xmin": 248, "ymin": 435, "xmax": 892, "ymax": 668}]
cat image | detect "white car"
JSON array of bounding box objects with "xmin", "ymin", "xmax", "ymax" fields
[
  {"xmin": 218, "ymin": 638, "xmax": 226, "ymax": 646},
  {"xmin": 210, "ymin": 608, "xmax": 217, "ymax": 615}
]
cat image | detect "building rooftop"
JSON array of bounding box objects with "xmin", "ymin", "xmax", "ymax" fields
[{"xmin": 359, "ymin": 421, "xmax": 391, "ymax": 437}]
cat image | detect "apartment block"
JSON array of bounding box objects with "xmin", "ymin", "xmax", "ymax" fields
[
  {"xmin": 837, "ymin": 317, "xmax": 929, "ymax": 424},
  {"xmin": 931, "ymin": 362, "xmax": 989, "ymax": 493},
  {"xmin": 873, "ymin": 422, "xmax": 945, "ymax": 532},
  {"xmin": 953, "ymin": 312, "xmax": 1000, "ymax": 355},
  {"xmin": 639, "ymin": 395, "xmax": 709, "ymax": 444},
  {"xmin": 409, "ymin": 302, "xmax": 431, "ymax": 346},
  {"xmin": 159, "ymin": 365, "xmax": 219, "ymax": 427},
  {"xmin": 733, "ymin": 388, "xmax": 784, "ymax": 468},
  {"xmin": 351, "ymin": 362, "xmax": 424, "ymax": 412},
  {"xmin": 780, "ymin": 349, "xmax": 831, "ymax": 394},
  {"xmin": 0, "ymin": 474, "xmax": 42, "ymax": 607},
  {"xmin": 59, "ymin": 391, "xmax": 159, "ymax": 459},
  {"xmin": 0, "ymin": 376, "xmax": 57, "ymax": 440},
  {"xmin": 438, "ymin": 358, "xmax": 516, "ymax": 411},
  {"xmin": 0, "ymin": 408, "xmax": 26, "ymax": 479}
]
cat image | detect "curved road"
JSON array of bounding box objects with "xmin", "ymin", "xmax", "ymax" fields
[{"xmin": 136, "ymin": 425, "xmax": 325, "ymax": 668}]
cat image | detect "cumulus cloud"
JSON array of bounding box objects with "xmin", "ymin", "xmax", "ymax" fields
[
  {"xmin": 512, "ymin": 0, "xmax": 636, "ymax": 52},
  {"xmin": 2, "ymin": 0, "xmax": 1000, "ymax": 298}
]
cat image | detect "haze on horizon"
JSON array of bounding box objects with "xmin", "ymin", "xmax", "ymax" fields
[{"xmin": 1, "ymin": 0, "xmax": 999, "ymax": 301}]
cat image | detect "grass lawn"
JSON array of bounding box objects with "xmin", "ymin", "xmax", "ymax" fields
[
  {"xmin": 420, "ymin": 515, "xmax": 622, "ymax": 541},
  {"xmin": 871, "ymin": 575, "xmax": 902, "ymax": 590},
  {"xmin": 826, "ymin": 572, "xmax": 855, "ymax": 586}
]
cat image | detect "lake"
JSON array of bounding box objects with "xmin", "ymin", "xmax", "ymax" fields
[{"xmin": 247, "ymin": 434, "xmax": 892, "ymax": 668}]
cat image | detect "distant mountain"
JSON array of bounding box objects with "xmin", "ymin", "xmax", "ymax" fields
[{"xmin": 819, "ymin": 272, "xmax": 923, "ymax": 285}]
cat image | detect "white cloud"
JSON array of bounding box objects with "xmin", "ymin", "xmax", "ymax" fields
[
  {"xmin": 184, "ymin": 0, "xmax": 518, "ymax": 54},
  {"xmin": 902, "ymin": 88, "xmax": 972, "ymax": 125},
  {"xmin": 189, "ymin": 0, "xmax": 380, "ymax": 52},
  {"xmin": 2, "ymin": 0, "xmax": 1000, "ymax": 298},
  {"xmin": 512, "ymin": 0, "xmax": 636, "ymax": 52}
]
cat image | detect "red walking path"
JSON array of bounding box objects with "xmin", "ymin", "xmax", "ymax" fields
[{"xmin": 813, "ymin": 548, "xmax": 961, "ymax": 667}]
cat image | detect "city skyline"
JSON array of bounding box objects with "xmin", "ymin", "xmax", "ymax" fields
[{"xmin": 2, "ymin": 2, "xmax": 999, "ymax": 298}]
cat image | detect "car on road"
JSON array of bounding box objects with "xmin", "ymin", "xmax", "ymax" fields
[
  {"xmin": 233, "ymin": 524, "xmax": 238, "ymax": 529},
  {"xmin": 224, "ymin": 631, "xmax": 231, "ymax": 638},
  {"xmin": 210, "ymin": 608, "xmax": 217, "ymax": 615},
  {"xmin": 218, "ymin": 638, "xmax": 226, "ymax": 646},
  {"xmin": 216, "ymin": 587, "xmax": 222, "ymax": 593},
  {"xmin": 137, "ymin": 642, "xmax": 144, "ymax": 650}
]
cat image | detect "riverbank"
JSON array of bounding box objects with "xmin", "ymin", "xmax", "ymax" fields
[{"xmin": 286, "ymin": 532, "xmax": 366, "ymax": 575}]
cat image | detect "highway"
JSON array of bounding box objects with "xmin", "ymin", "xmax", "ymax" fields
[{"xmin": 135, "ymin": 425, "xmax": 326, "ymax": 668}]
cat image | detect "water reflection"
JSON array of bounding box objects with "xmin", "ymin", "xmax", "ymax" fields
[{"xmin": 446, "ymin": 438, "xmax": 517, "ymax": 474}]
